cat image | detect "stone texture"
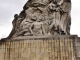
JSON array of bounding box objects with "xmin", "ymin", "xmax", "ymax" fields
[
  {"xmin": 74, "ymin": 37, "xmax": 80, "ymax": 60},
  {"xmin": 0, "ymin": 35, "xmax": 78, "ymax": 60},
  {"xmin": 1, "ymin": 0, "xmax": 80, "ymax": 60},
  {"xmin": 7, "ymin": 0, "xmax": 71, "ymax": 38}
]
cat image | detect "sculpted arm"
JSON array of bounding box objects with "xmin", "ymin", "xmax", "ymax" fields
[
  {"xmin": 29, "ymin": 23, "xmax": 34, "ymax": 35},
  {"xmin": 41, "ymin": 24, "xmax": 46, "ymax": 34}
]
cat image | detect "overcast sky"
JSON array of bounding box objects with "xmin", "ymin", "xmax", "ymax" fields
[{"xmin": 0, "ymin": 0, "xmax": 80, "ymax": 39}]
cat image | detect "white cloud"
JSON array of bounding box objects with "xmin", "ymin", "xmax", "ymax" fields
[
  {"xmin": 0, "ymin": 25, "xmax": 12, "ymax": 39},
  {"xmin": 0, "ymin": 0, "xmax": 27, "ymax": 39},
  {"xmin": 70, "ymin": 0, "xmax": 80, "ymax": 37}
]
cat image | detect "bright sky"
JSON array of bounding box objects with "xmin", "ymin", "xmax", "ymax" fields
[{"xmin": 0, "ymin": 0, "xmax": 80, "ymax": 39}]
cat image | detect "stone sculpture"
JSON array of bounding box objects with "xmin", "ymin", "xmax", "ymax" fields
[{"xmin": 8, "ymin": 0, "xmax": 71, "ymax": 38}]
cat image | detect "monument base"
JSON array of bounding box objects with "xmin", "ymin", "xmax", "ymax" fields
[{"xmin": 0, "ymin": 35, "xmax": 80, "ymax": 60}]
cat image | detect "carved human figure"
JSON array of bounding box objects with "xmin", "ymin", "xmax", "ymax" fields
[
  {"xmin": 7, "ymin": 0, "xmax": 71, "ymax": 38},
  {"xmin": 60, "ymin": 13, "xmax": 71, "ymax": 35},
  {"xmin": 47, "ymin": 0, "xmax": 63, "ymax": 35},
  {"xmin": 25, "ymin": 7, "xmax": 42, "ymax": 19},
  {"xmin": 60, "ymin": 0, "xmax": 71, "ymax": 34},
  {"xmin": 29, "ymin": 14, "xmax": 47, "ymax": 35},
  {"xmin": 47, "ymin": 0, "xmax": 64, "ymax": 11},
  {"xmin": 17, "ymin": 18, "xmax": 33, "ymax": 36},
  {"xmin": 7, "ymin": 14, "xmax": 18, "ymax": 38},
  {"xmin": 27, "ymin": 0, "xmax": 51, "ymax": 7},
  {"xmin": 47, "ymin": 0, "xmax": 71, "ymax": 35}
]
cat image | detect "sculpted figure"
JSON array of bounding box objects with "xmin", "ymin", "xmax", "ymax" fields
[
  {"xmin": 17, "ymin": 18, "xmax": 33, "ymax": 36},
  {"xmin": 29, "ymin": 14, "xmax": 46, "ymax": 35},
  {"xmin": 7, "ymin": 0, "xmax": 71, "ymax": 38},
  {"xmin": 47, "ymin": 0, "xmax": 71, "ymax": 35},
  {"xmin": 60, "ymin": 13, "xmax": 71, "ymax": 35},
  {"xmin": 7, "ymin": 14, "xmax": 18, "ymax": 38},
  {"xmin": 60, "ymin": 0, "xmax": 71, "ymax": 34},
  {"xmin": 12, "ymin": 17, "xmax": 25, "ymax": 37},
  {"xmin": 47, "ymin": 0, "xmax": 63, "ymax": 35},
  {"xmin": 60, "ymin": 1, "xmax": 71, "ymax": 14},
  {"xmin": 28, "ymin": 0, "xmax": 51, "ymax": 7},
  {"xmin": 47, "ymin": 0, "xmax": 64, "ymax": 11}
]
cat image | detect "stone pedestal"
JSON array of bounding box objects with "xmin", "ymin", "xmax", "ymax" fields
[{"xmin": 0, "ymin": 35, "xmax": 79, "ymax": 60}]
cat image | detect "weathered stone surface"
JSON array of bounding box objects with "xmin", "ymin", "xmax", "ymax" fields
[
  {"xmin": 7, "ymin": 0, "xmax": 71, "ymax": 38},
  {"xmin": 0, "ymin": 35, "xmax": 78, "ymax": 60},
  {"xmin": 1, "ymin": 0, "xmax": 80, "ymax": 60},
  {"xmin": 74, "ymin": 37, "xmax": 80, "ymax": 60}
]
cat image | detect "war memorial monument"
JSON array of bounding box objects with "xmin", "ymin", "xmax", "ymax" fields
[{"xmin": 0, "ymin": 0, "xmax": 80, "ymax": 60}]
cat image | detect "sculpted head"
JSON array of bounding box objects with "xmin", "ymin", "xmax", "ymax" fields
[{"xmin": 14, "ymin": 14, "xmax": 18, "ymax": 18}]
